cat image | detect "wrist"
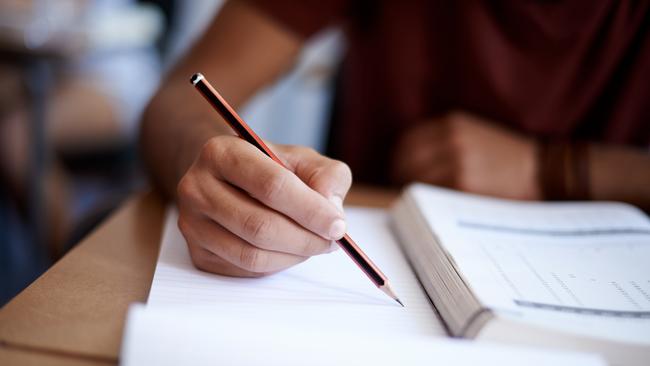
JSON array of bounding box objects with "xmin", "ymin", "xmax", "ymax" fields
[
  {"xmin": 537, "ymin": 140, "xmax": 591, "ymax": 201},
  {"xmin": 521, "ymin": 137, "xmax": 542, "ymax": 200}
]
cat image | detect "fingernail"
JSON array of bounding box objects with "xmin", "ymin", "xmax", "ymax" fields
[
  {"xmin": 327, "ymin": 241, "xmax": 340, "ymax": 253},
  {"xmin": 329, "ymin": 195, "xmax": 344, "ymax": 215},
  {"xmin": 328, "ymin": 219, "xmax": 346, "ymax": 240}
]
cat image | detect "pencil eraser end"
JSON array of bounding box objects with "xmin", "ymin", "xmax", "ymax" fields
[{"xmin": 190, "ymin": 73, "xmax": 204, "ymax": 85}]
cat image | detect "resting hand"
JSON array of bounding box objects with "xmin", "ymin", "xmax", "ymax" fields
[
  {"xmin": 177, "ymin": 135, "xmax": 351, "ymax": 277},
  {"xmin": 391, "ymin": 111, "xmax": 540, "ymax": 200}
]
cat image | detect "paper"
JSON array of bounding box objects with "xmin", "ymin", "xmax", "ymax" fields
[
  {"xmin": 147, "ymin": 207, "xmax": 444, "ymax": 336},
  {"xmin": 123, "ymin": 204, "xmax": 605, "ymax": 366},
  {"xmin": 121, "ymin": 304, "xmax": 605, "ymax": 366},
  {"xmin": 410, "ymin": 184, "xmax": 650, "ymax": 344}
]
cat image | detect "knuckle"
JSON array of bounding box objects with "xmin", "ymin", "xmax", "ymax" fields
[
  {"xmin": 176, "ymin": 176, "xmax": 195, "ymax": 201},
  {"xmin": 298, "ymin": 146, "xmax": 318, "ymax": 157},
  {"xmin": 187, "ymin": 243, "xmax": 210, "ymax": 271},
  {"xmin": 177, "ymin": 215, "xmax": 191, "ymax": 236},
  {"xmin": 309, "ymin": 159, "xmax": 353, "ymax": 194},
  {"xmin": 193, "ymin": 255, "xmax": 215, "ymax": 274},
  {"xmin": 177, "ymin": 176, "xmax": 207, "ymax": 211},
  {"xmin": 190, "ymin": 253, "xmax": 208, "ymax": 272},
  {"xmin": 291, "ymin": 144, "xmax": 319, "ymax": 158},
  {"xmin": 288, "ymin": 145, "xmax": 312, "ymax": 155},
  {"xmin": 199, "ymin": 136, "xmax": 227, "ymax": 165},
  {"xmin": 242, "ymin": 213, "xmax": 274, "ymax": 244},
  {"xmin": 259, "ymin": 172, "xmax": 287, "ymax": 202},
  {"xmin": 238, "ymin": 246, "xmax": 267, "ymax": 272},
  {"xmin": 331, "ymin": 160, "xmax": 352, "ymax": 187},
  {"xmin": 305, "ymin": 164, "xmax": 326, "ymax": 188}
]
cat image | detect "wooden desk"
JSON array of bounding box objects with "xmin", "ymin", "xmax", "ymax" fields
[{"xmin": 0, "ymin": 186, "xmax": 398, "ymax": 365}]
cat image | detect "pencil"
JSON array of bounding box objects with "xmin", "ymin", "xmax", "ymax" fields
[{"xmin": 190, "ymin": 72, "xmax": 403, "ymax": 307}]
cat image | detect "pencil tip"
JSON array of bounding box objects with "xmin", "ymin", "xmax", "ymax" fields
[{"xmin": 379, "ymin": 283, "xmax": 404, "ymax": 307}]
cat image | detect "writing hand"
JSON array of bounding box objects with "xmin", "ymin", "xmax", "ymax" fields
[{"xmin": 177, "ymin": 136, "xmax": 352, "ymax": 277}]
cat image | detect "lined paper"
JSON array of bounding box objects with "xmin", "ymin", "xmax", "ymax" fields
[
  {"xmin": 147, "ymin": 207, "xmax": 444, "ymax": 336},
  {"xmin": 124, "ymin": 204, "xmax": 605, "ymax": 366},
  {"xmin": 122, "ymin": 304, "xmax": 605, "ymax": 366}
]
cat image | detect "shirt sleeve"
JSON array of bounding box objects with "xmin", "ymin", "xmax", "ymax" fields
[{"xmin": 245, "ymin": 0, "xmax": 350, "ymax": 38}]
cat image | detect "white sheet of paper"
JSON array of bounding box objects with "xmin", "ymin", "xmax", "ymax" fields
[
  {"xmin": 147, "ymin": 207, "xmax": 444, "ymax": 336},
  {"xmin": 121, "ymin": 304, "xmax": 605, "ymax": 366},
  {"xmin": 122, "ymin": 205, "xmax": 604, "ymax": 366}
]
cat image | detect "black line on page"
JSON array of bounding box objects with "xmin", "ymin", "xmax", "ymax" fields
[
  {"xmin": 513, "ymin": 300, "xmax": 650, "ymax": 318},
  {"xmin": 458, "ymin": 221, "xmax": 650, "ymax": 237}
]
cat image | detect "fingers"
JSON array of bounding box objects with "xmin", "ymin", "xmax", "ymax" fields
[
  {"xmin": 188, "ymin": 244, "xmax": 265, "ymax": 278},
  {"xmin": 178, "ymin": 135, "xmax": 352, "ymax": 277},
  {"xmin": 180, "ymin": 211, "xmax": 309, "ymax": 275},
  {"xmin": 275, "ymin": 144, "xmax": 352, "ymax": 213},
  {"xmin": 417, "ymin": 156, "xmax": 456, "ymax": 188},
  {"xmin": 204, "ymin": 136, "xmax": 347, "ymax": 241},
  {"xmin": 392, "ymin": 122, "xmax": 451, "ymax": 184},
  {"xmin": 181, "ymin": 171, "xmax": 335, "ymax": 257},
  {"xmin": 393, "ymin": 139, "xmax": 448, "ymax": 184}
]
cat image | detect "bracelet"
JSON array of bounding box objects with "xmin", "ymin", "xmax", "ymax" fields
[
  {"xmin": 572, "ymin": 142, "xmax": 591, "ymax": 200},
  {"xmin": 538, "ymin": 141, "xmax": 591, "ymax": 200}
]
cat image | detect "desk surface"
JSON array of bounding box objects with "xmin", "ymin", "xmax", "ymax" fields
[{"xmin": 0, "ymin": 186, "xmax": 398, "ymax": 365}]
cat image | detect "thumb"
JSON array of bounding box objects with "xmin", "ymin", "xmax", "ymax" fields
[{"xmin": 273, "ymin": 144, "xmax": 352, "ymax": 214}]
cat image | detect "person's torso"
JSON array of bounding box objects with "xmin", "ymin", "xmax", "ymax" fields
[{"xmin": 327, "ymin": 0, "xmax": 650, "ymax": 185}]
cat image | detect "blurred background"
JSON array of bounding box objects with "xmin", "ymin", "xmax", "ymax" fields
[{"xmin": 0, "ymin": 0, "xmax": 344, "ymax": 305}]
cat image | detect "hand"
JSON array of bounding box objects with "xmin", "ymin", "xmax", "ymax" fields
[
  {"xmin": 177, "ymin": 135, "xmax": 352, "ymax": 277},
  {"xmin": 391, "ymin": 111, "xmax": 541, "ymax": 200}
]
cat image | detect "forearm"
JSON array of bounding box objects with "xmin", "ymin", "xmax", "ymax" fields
[
  {"xmin": 589, "ymin": 143, "xmax": 650, "ymax": 210},
  {"xmin": 139, "ymin": 0, "xmax": 302, "ymax": 199}
]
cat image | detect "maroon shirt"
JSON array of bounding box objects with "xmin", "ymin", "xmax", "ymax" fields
[{"xmin": 249, "ymin": 0, "xmax": 650, "ymax": 185}]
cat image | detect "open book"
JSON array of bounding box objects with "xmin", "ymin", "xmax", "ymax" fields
[
  {"xmin": 392, "ymin": 184, "xmax": 650, "ymax": 366},
  {"xmin": 121, "ymin": 184, "xmax": 649, "ymax": 365}
]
